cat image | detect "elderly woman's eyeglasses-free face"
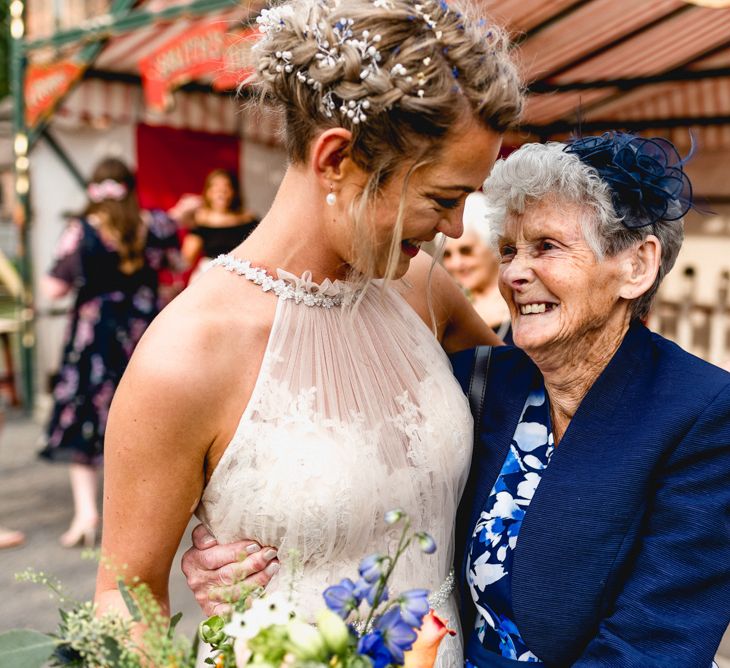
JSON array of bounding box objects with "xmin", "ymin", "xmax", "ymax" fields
[{"xmin": 497, "ymin": 200, "xmax": 630, "ymax": 357}]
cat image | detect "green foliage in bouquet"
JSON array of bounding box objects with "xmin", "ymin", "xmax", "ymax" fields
[{"xmin": 0, "ymin": 566, "xmax": 195, "ymax": 668}]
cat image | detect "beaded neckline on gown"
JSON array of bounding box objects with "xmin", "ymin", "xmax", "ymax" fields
[{"xmin": 209, "ymin": 253, "xmax": 362, "ymax": 308}]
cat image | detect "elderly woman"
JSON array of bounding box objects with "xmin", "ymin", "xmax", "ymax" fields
[
  {"xmin": 451, "ymin": 133, "xmax": 730, "ymax": 667},
  {"xmin": 180, "ymin": 133, "xmax": 729, "ymax": 667}
]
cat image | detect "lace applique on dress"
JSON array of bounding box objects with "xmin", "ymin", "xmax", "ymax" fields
[{"xmin": 197, "ymin": 256, "xmax": 473, "ymax": 667}]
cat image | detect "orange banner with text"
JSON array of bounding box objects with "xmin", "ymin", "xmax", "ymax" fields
[
  {"xmin": 212, "ymin": 29, "xmax": 260, "ymax": 92},
  {"xmin": 25, "ymin": 61, "xmax": 85, "ymax": 127},
  {"xmin": 139, "ymin": 21, "xmax": 260, "ymax": 112}
]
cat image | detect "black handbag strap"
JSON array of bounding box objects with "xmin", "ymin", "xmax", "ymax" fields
[
  {"xmin": 456, "ymin": 344, "xmax": 493, "ymax": 625},
  {"xmin": 468, "ymin": 345, "xmax": 492, "ymax": 443}
]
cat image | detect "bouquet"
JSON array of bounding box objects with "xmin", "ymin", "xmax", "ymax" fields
[
  {"xmin": 0, "ymin": 511, "xmax": 453, "ymax": 668},
  {"xmin": 199, "ymin": 509, "xmax": 455, "ymax": 668}
]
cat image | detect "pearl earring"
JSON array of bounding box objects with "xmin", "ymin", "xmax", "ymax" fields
[{"xmin": 326, "ymin": 187, "xmax": 336, "ymax": 207}]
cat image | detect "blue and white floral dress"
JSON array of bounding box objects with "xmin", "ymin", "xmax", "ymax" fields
[{"xmin": 465, "ymin": 383, "xmax": 554, "ymax": 666}]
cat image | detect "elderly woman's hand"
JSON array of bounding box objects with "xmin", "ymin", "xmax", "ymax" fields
[{"xmin": 181, "ymin": 524, "xmax": 279, "ymax": 616}]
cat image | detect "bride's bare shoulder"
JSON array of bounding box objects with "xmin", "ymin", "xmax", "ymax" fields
[{"xmin": 126, "ymin": 267, "xmax": 275, "ymax": 401}]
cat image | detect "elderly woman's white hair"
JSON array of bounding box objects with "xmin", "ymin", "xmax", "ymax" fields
[{"xmin": 482, "ymin": 142, "xmax": 685, "ymax": 320}]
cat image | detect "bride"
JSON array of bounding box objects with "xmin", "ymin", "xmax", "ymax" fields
[{"xmin": 94, "ymin": 0, "xmax": 522, "ymax": 664}]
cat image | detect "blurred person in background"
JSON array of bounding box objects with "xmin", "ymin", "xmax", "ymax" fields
[
  {"xmin": 443, "ymin": 193, "xmax": 511, "ymax": 342},
  {"xmin": 39, "ymin": 157, "xmax": 180, "ymax": 548},
  {"xmin": 172, "ymin": 169, "xmax": 259, "ymax": 279}
]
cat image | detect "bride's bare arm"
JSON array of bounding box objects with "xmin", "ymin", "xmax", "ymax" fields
[
  {"xmin": 400, "ymin": 252, "xmax": 503, "ymax": 352},
  {"xmin": 95, "ymin": 312, "xmax": 220, "ymax": 618},
  {"xmin": 94, "ymin": 280, "xmax": 275, "ymax": 620}
]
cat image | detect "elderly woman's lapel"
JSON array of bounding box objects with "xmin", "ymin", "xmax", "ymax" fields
[{"xmin": 510, "ymin": 322, "xmax": 650, "ymax": 662}]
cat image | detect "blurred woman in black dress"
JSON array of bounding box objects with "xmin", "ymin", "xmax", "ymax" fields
[{"xmin": 179, "ymin": 169, "xmax": 259, "ymax": 278}]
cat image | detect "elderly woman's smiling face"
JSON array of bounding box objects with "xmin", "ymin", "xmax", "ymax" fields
[{"xmin": 497, "ymin": 199, "xmax": 631, "ymax": 358}]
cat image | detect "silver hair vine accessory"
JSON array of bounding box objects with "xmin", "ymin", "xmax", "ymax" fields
[
  {"xmin": 255, "ymin": 0, "xmax": 406, "ymax": 125},
  {"xmin": 413, "ymin": 0, "xmax": 445, "ymax": 40},
  {"xmin": 305, "ymin": 11, "xmax": 385, "ymax": 124},
  {"xmin": 255, "ymin": 5, "xmax": 297, "ymax": 41}
]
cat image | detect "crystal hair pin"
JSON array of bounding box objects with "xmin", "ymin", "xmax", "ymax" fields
[
  {"xmin": 413, "ymin": 0, "xmax": 444, "ymax": 40},
  {"xmin": 298, "ymin": 12, "xmax": 385, "ymax": 123},
  {"xmin": 256, "ymin": 5, "xmax": 296, "ymax": 37}
]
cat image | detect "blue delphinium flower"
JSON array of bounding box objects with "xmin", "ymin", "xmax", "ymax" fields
[
  {"xmin": 384, "ymin": 509, "xmax": 404, "ymax": 525},
  {"xmin": 353, "ymin": 578, "xmax": 372, "ymax": 602},
  {"xmin": 415, "ymin": 531, "xmax": 437, "ymax": 554},
  {"xmin": 323, "ymin": 578, "xmax": 360, "ymax": 619},
  {"xmin": 375, "ymin": 607, "xmax": 418, "ymax": 664},
  {"xmin": 357, "ymin": 630, "xmax": 394, "ymax": 668},
  {"xmin": 358, "ymin": 554, "xmax": 385, "ymax": 583},
  {"xmin": 354, "ymin": 578, "xmax": 388, "ymax": 607},
  {"xmin": 398, "ymin": 588, "xmax": 430, "ymax": 627},
  {"xmin": 357, "ymin": 607, "xmax": 419, "ymax": 667}
]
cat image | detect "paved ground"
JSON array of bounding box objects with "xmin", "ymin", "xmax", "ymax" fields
[
  {"xmin": 0, "ymin": 409, "xmax": 202, "ymax": 641},
  {"xmin": 1, "ymin": 409, "xmax": 729, "ymax": 666}
]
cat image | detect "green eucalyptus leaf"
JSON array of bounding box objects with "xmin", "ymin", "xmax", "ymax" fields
[
  {"xmin": 117, "ymin": 579, "xmax": 142, "ymax": 622},
  {"xmin": 168, "ymin": 611, "xmax": 183, "ymax": 638},
  {"xmin": 0, "ymin": 629, "xmax": 56, "ymax": 668}
]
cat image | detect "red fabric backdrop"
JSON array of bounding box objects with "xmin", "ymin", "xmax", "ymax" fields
[{"xmin": 135, "ymin": 123, "xmax": 241, "ymax": 210}]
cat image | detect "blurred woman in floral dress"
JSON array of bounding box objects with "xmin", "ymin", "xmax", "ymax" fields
[{"xmin": 39, "ymin": 157, "xmax": 180, "ymax": 548}]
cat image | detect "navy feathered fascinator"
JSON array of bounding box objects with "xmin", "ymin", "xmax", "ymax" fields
[{"xmin": 563, "ymin": 132, "xmax": 694, "ymax": 229}]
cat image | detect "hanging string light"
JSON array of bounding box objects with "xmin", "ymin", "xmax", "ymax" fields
[{"xmin": 9, "ymin": 0, "xmax": 25, "ymax": 39}]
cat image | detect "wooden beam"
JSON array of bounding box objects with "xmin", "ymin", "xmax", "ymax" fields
[
  {"xmin": 529, "ymin": 66, "xmax": 730, "ymax": 93},
  {"xmin": 521, "ymin": 115, "xmax": 730, "ymax": 135}
]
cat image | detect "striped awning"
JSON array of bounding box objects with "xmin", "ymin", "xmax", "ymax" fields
[
  {"xmin": 27, "ymin": 1, "xmax": 278, "ymax": 138},
  {"xmin": 26, "ymin": 0, "xmax": 730, "ymax": 146},
  {"xmin": 486, "ymin": 0, "xmax": 730, "ymax": 148}
]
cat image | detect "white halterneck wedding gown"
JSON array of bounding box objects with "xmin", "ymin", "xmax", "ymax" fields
[{"xmin": 195, "ymin": 255, "xmax": 474, "ymax": 666}]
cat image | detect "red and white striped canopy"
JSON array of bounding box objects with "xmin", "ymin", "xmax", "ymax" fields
[{"xmin": 28, "ymin": 0, "xmax": 730, "ymax": 147}]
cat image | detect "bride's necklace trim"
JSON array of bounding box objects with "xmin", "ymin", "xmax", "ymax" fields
[{"xmin": 210, "ymin": 254, "xmax": 359, "ymax": 309}]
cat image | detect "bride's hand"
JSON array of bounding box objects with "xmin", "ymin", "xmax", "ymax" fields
[{"xmin": 181, "ymin": 524, "xmax": 279, "ymax": 616}]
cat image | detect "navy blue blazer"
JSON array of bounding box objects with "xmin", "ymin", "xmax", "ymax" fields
[{"xmin": 451, "ymin": 321, "xmax": 730, "ymax": 667}]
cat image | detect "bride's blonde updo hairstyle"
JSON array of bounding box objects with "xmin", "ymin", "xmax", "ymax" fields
[{"xmin": 248, "ymin": 0, "xmax": 523, "ymax": 279}]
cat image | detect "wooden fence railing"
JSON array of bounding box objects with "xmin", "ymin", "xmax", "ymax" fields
[{"xmin": 648, "ymin": 268, "xmax": 730, "ymax": 370}]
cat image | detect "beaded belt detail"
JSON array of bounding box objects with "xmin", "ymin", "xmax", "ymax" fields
[{"xmin": 428, "ymin": 569, "xmax": 455, "ymax": 610}]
